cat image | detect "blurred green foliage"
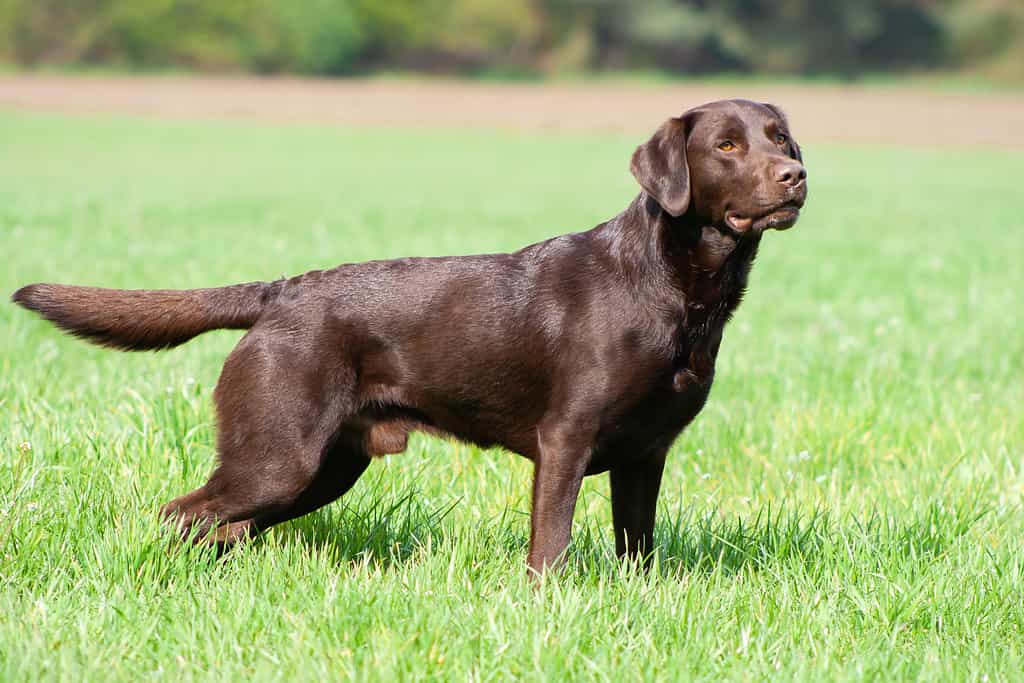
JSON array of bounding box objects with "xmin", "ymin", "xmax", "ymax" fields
[{"xmin": 0, "ymin": 0, "xmax": 1021, "ymax": 80}]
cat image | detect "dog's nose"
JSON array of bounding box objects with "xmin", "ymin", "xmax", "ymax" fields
[{"xmin": 775, "ymin": 161, "xmax": 807, "ymax": 187}]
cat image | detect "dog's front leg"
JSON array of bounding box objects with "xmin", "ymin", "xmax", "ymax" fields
[
  {"xmin": 610, "ymin": 447, "xmax": 667, "ymax": 565},
  {"xmin": 526, "ymin": 422, "xmax": 594, "ymax": 576}
]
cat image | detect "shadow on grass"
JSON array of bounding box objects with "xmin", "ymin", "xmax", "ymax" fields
[
  {"xmin": 569, "ymin": 496, "xmax": 993, "ymax": 580},
  {"xmin": 272, "ymin": 468, "xmax": 464, "ymax": 567},
  {"xmin": 269, "ymin": 472, "xmax": 992, "ymax": 579}
]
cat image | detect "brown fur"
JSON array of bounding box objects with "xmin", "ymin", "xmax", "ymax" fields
[
  {"xmin": 11, "ymin": 281, "xmax": 278, "ymax": 350},
  {"xmin": 12, "ymin": 100, "xmax": 807, "ymax": 574}
]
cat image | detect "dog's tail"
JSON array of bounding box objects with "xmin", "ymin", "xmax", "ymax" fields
[{"xmin": 11, "ymin": 280, "xmax": 281, "ymax": 351}]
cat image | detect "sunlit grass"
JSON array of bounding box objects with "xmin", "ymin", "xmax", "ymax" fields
[{"xmin": 1, "ymin": 111, "xmax": 1022, "ymax": 680}]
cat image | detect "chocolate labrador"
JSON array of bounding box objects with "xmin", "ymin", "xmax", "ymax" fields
[{"xmin": 13, "ymin": 99, "xmax": 807, "ymax": 574}]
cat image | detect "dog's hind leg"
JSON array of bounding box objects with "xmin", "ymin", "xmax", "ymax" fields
[
  {"xmin": 161, "ymin": 329, "xmax": 369, "ymax": 550},
  {"xmin": 248, "ymin": 438, "xmax": 372, "ymax": 531},
  {"xmin": 163, "ymin": 444, "xmax": 371, "ymax": 550},
  {"xmin": 163, "ymin": 442, "xmax": 372, "ymax": 549}
]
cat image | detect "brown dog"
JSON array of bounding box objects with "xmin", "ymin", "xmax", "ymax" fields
[{"xmin": 13, "ymin": 99, "xmax": 807, "ymax": 574}]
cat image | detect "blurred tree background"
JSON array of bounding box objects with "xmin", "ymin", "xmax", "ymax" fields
[{"xmin": 0, "ymin": 0, "xmax": 1021, "ymax": 81}]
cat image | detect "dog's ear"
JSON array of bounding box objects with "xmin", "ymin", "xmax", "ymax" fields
[
  {"xmin": 630, "ymin": 117, "xmax": 690, "ymax": 217},
  {"xmin": 763, "ymin": 102, "xmax": 802, "ymax": 162}
]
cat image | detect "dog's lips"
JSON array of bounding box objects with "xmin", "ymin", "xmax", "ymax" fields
[
  {"xmin": 756, "ymin": 204, "xmax": 801, "ymax": 231},
  {"xmin": 724, "ymin": 212, "xmax": 754, "ymax": 233},
  {"xmin": 726, "ymin": 202, "xmax": 802, "ymax": 234}
]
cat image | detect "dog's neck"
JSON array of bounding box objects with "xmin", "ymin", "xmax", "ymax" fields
[{"xmin": 607, "ymin": 194, "xmax": 761, "ymax": 314}]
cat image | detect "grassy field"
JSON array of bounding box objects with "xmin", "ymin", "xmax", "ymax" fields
[{"xmin": 1, "ymin": 111, "xmax": 1023, "ymax": 681}]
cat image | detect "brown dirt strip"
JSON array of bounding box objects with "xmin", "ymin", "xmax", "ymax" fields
[{"xmin": 1, "ymin": 74, "xmax": 1022, "ymax": 147}]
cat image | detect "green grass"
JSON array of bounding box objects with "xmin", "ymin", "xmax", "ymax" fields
[
  {"xmin": 6, "ymin": 64, "xmax": 1023, "ymax": 93},
  {"xmin": 1, "ymin": 111, "xmax": 1023, "ymax": 681}
]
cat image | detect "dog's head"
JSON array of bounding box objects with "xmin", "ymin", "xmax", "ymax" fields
[{"xmin": 631, "ymin": 99, "xmax": 807, "ymax": 234}]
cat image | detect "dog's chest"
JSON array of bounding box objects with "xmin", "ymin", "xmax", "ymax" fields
[
  {"xmin": 600, "ymin": 321, "xmax": 724, "ymax": 451},
  {"xmin": 670, "ymin": 309, "xmax": 726, "ymax": 392},
  {"xmin": 642, "ymin": 301, "xmax": 732, "ymax": 421}
]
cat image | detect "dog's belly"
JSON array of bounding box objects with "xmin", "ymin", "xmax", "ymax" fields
[
  {"xmin": 354, "ymin": 358, "xmax": 716, "ymax": 475},
  {"xmin": 355, "ymin": 405, "xmax": 541, "ymax": 459},
  {"xmin": 346, "ymin": 300, "xmax": 722, "ymax": 469},
  {"xmin": 355, "ymin": 377, "xmax": 550, "ymax": 459}
]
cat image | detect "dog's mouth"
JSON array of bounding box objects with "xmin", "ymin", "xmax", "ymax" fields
[{"xmin": 725, "ymin": 201, "xmax": 803, "ymax": 234}]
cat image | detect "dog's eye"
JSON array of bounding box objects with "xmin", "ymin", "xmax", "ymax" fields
[
  {"xmin": 717, "ymin": 140, "xmax": 736, "ymax": 152},
  {"xmin": 775, "ymin": 133, "xmax": 788, "ymax": 145}
]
